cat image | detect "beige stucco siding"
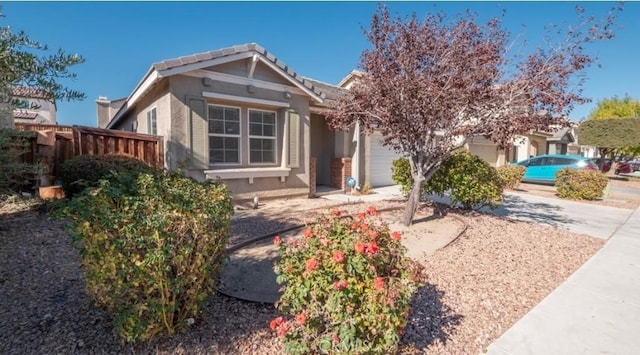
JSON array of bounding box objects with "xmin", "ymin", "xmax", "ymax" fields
[{"xmin": 202, "ymin": 61, "xmax": 292, "ymax": 87}]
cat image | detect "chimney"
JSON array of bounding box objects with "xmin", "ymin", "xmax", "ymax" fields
[{"xmin": 96, "ymin": 96, "xmax": 111, "ymax": 128}]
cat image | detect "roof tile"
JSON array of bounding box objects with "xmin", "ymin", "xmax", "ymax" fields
[
  {"xmin": 163, "ymin": 59, "xmax": 183, "ymax": 69},
  {"xmin": 180, "ymin": 55, "xmax": 198, "ymax": 65}
]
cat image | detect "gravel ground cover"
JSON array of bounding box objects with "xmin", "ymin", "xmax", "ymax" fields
[{"xmin": 0, "ymin": 197, "xmax": 603, "ymax": 354}]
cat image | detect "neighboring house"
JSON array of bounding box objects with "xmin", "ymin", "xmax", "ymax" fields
[
  {"xmin": 546, "ymin": 126, "xmax": 576, "ymax": 155},
  {"xmin": 98, "ymin": 43, "xmax": 368, "ymax": 199},
  {"xmin": 11, "ymin": 87, "xmax": 57, "ymax": 125}
]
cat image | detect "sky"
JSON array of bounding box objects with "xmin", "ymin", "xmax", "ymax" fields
[{"xmin": 2, "ymin": 1, "xmax": 638, "ymax": 127}]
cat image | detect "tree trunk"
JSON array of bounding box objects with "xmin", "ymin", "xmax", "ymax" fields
[{"xmin": 402, "ymin": 174, "xmax": 425, "ymax": 226}]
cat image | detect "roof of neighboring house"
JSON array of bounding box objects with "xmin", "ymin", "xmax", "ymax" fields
[
  {"xmin": 11, "ymin": 87, "xmax": 51, "ymax": 100},
  {"xmin": 303, "ymin": 77, "xmax": 345, "ymax": 107},
  {"xmin": 13, "ymin": 111, "xmax": 38, "ymax": 119},
  {"xmin": 547, "ymin": 127, "xmax": 575, "ymax": 142},
  {"xmin": 337, "ymin": 70, "xmax": 364, "ymax": 88},
  {"xmin": 107, "ymin": 43, "xmax": 333, "ymax": 129}
]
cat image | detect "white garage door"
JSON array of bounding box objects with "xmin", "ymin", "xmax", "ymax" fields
[
  {"xmin": 370, "ymin": 133, "xmax": 402, "ymax": 187},
  {"xmin": 468, "ymin": 144, "xmax": 498, "ymax": 167}
]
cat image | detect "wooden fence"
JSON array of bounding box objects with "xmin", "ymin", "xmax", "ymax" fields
[{"xmin": 14, "ymin": 123, "xmax": 164, "ymax": 180}]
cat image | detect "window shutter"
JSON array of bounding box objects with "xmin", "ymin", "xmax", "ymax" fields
[
  {"xmin": 287, "ymin": 110, "xmax": 300, "ymax": 168},
  {"xmin": 188, "ymin": 98, "xmax": 208, "ymax": 169}
]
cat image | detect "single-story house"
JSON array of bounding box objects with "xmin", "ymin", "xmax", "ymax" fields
[
  {"xmin": 97, "ymin": 43, "xmax": 395, "ymax": 199},
  {"xmin": 11, "ymin": 87, "xmax": 57, "ymax": 125}
]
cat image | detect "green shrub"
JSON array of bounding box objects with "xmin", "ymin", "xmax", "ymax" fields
[
  {"xmin": 497, "ymin": 165, "xmax": 526, "ymax": 190},
  {"xmin": 273, "ymin": 207, "xmax": 422, "ymax": 354},
  {"xmin": 60, "ymin": 154, "xmax": 156, "ymax": 197},
  {"xmin": 391, "ymin": 158, "xmax": 414, "ymax": 196},
  {"xmin": 555, "ymin": 168, "xmax": 609, "ymax": 200},
  {"xmin": 59, "ymin": 170, "xmax": 234, "ymax": 343},
  {"xmin": 425, "ymin": 151, "xmax": 504, "ymax": 210}
]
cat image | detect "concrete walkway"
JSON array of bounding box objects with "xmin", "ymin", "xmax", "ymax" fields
[{"xmin": 487, "ymin": 205, "xmax": 640, "ymax": 354}]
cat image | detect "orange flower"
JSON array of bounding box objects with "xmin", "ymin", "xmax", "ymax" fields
[
  {"xmin": 366, "ymin": 241, "xmax": 379, "ymax": 256},
  {"xmin": 303, "ymin": 229, "xmax": 314, "ymax": 238},
  {"xmin": 331, "ymin": 209, "xmax": 341, "ymax": 216},
  {"xmin": 333, "ymin": 280, "xmax": 349, "ymax": 290},
  {"xmin": 295, "ymin": 311, "xmax": 307, "ymax": 325},
  {"xmin": 391, "ymin": 231, "xmax": 402, "ymax": 241},
  {"xmin": 351, "ymin": 222, "xmax": 360, "ymax": 230},
  {"xmin": 368, "ymin": 230, "xmax": 379, "ymax": 239},
  {"xmin": 305, "ymin": 258, "xmax": 318, "ymax": 273},
  {"xmin": 357, "ymin": 212, "xmax": 366, "ymax": 221},
  {"xmin": 269, "ymin": 316, "xmax": 284, "ymax": 330},
  {"xmin": 354, "ymin": 242, "xmax": 366, "ymax": 254},
  {"xmin": 366, "ymin": 206, "xmax": 378, "ymax": 216},
  {"xmin": 374, "ymin": 277, "xmax": 385, "ymax": 291},
  {"xmin": 360, "ymin": 223, "xmax": 369, "ymax": 232},
  {"xmin": 332, "ymin": 250, "xmax": 346, "ymax": 263},
  {"xmin": 276, "ymin": 321, "xmax": 291, "ymax": 337},
  {"xmin": 273, "ymin": 235, "xmax": 282, "ymax": 246}
]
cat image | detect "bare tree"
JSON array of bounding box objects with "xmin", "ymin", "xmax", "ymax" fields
[{"xmin": 327, "ymin": 5, "xmax": 621, "ymax": 226}]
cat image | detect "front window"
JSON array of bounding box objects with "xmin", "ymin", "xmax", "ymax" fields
[
  {"xmin": 248, "ymin": 109, "xmax": 276, "ymax": 164},
  {"xmin": 208, "ymin": 105, "xmax": 240, "ymax": 164}
]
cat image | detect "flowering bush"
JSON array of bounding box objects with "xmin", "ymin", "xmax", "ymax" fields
[{"xmin": 272, "ymin": 207, "xmax": 422, "ymax": 354}]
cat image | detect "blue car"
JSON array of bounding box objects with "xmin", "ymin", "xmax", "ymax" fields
[{"xmin": 512, "ymin": 154, "xmax": 599, "ymax": 184}]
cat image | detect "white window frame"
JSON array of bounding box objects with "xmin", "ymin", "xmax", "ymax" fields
[
  {"xmin": 247, "ymin": 109, "xmax": 278, "ymax": 165},
  {"xmin": 208, "ymin": 104, "xmax": 242, "ymax": 166},
  {"xmin": 146, "ymin": 107, "xmax": 157, "ymax": 135}
]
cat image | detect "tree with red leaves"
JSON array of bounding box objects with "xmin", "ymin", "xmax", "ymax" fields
[{"xmin": 328, "ymin": 5, "xmax": 621, "ymax": 226}]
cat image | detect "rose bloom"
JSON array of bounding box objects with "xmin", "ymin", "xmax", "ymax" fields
[
  {"xmin": 354, "ymin": 242, "xmax": 366, "ymax": 254},
  {"xmin": 333, "ymin": 280, "xmax": 349, "ymax": 290},
  {"xmin": 374, "ymin": 277, "xmax": 385, "ymax": 291},
  {"xmin": 276, "ymin": 321, "xmax": 291, "ymax": 337},
  {"xmin": 368, "ymin": 230, "xmax": 379, "ymax": 239},
  {"xmin": 366, "ymin": 242, "xmax": 379, "ymax": 255},
  {"xmin": 269, "ymin": 316, "xmax": 284, "ymax": 330},
  {"xmin": 331, "ymin": 209, "xmax": 341, "ymax": 216},
  {"xmin": 303, "ymin": 229, "xmax": 314, "ymax": 238},
  {"xmin": 295, "ymin": 311, "xmax": 307, "ymax": 325},
  {"xmin": 357, "ymin": 213, "xmax": 366, "ymax": 221},
  {"xmin": 305, "ymin": 258, "xmax": 319, "ymax": 273},
  {"xmin": 366, "ymin": 206, "xmax": 378, "ymax": 215},
  {"xmin": 273, "ymin": 235, "xmax": 282, "ymax": 246},
  {"xmin": 391, "ymin": 231, "xmax": 402, "ymax": 241},
  {"xmin": 333, "ymin": 333, "xmax": 340, "ymax": 344},
  {"xmin": 333, "ymin": 250, "xmax": 346, "ymax": 263}
]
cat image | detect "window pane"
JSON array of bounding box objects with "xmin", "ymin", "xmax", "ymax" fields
[
  {"xmin": 225, "ymin": 108, "xmax": 239, "ymax": 121},
  {"xmin": 263, "ymin": 124, "xmax": 274, "ymax": 137},
  {"xmin": 250, "ymin": 150, "xmax": 261, "ymax": 163},
  {"xmin": 210, "ymin": 150, "xmax": 224, "ymax": 163},
  {"xmin": 209, "ymin": 107, "xmax": 223, "ymax": 121},
  {"xmin": 225, "ymin": 150, "xmax": 238, "ymax": 163},
  {"xmin": 263, "ymin": 139, "xmax": 274, "ymax": 150},
  {"xmin": 249, "ymin": 111, "xmax": 262, "ymax": 123},
  {"xmin": 263, "ymin": 150, "xmax": 274, "ymax": 163},
  {"xmin": 226, "ymin": 121, "xmax": 240, "ymax": 135},
  {"xmin": 250, "ymin": 138, "xmax": 261, "ymax": 150},
  {"xmin": 263, "ymin": 113, "xmax": 275, "ymax": 125},
  {"xmin": 224, "ymin": 137, "xmax": 239, "ymax": 150},
  {"xmin": 210, "ymin": 137, "xmax": 223, "ymax": 150},
  {"xmin": 249, "ymin": 123, "xmax": 262, "ymax": 136},
  {"xmin": 209, "ymin": 120, "xmax": 224, "ymax": 134}
]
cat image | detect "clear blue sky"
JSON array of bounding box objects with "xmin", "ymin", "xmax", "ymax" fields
[{"xmin": 3, "ymin": 1, "xmax": 638, "ymax": 127}]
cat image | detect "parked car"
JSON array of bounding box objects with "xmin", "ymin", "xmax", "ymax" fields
[
  {"xmin": 594, "ymin": 158, "xmax": 612, "ymax": 173},
  {"xmin": 513, "ymin": 154, "xmax": 599, "ymax": 184},
  {"xmin": 615, "ymin": 162, "xmax": 633, "ymax": 175}
]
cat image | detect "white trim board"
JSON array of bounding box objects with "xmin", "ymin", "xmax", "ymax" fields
[{"xmin": 202, "ymin": 91, "xmax": 290, "ymax": 108}]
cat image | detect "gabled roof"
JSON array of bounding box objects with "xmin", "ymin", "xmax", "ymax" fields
[
  {"xmin": 303, "ymin": 77, "xmax": 346, "ymax": 108},
  {"xmin": 106, "ymin": 43, "xmax": 329, "ymax": 129},
  {"xmin": 13, "ymin": 111, "xmax": 38, "ymax": 119}
]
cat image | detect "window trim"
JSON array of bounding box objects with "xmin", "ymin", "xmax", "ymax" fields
[
  {"xmin": 247, "ymin": 108, "xmax": 278, "ymax": 166},
  {"xmin": 146, "ymin": 107, "xmax": 157, "ymax": 135},
  {"xmin": 208, "ymin": 104, "xmax": 242, "ymax": 166}
]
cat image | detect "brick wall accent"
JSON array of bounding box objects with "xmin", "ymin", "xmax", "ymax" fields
[
  {"xmin": 309, "ymin": 156, "xmax": 317, "ymax": 197},
  {"xmin": 331, "ymin": 157, "xmax": 352, "ymax": 190}
]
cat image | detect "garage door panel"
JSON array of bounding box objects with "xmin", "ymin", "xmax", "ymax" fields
[{"xmin": 370, "ymin": 134, "xmax": 402, "ymax": 187}]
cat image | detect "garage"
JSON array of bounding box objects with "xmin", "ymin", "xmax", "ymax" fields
[
  {"xmin": 468, "ymin": 143, "xmax": 498, "ymax": 167},
  {"xmin": 369, "ymin": 133, "xmax": 403, "ymax": 187}
]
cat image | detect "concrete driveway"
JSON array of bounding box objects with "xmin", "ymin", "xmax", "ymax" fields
[{"xmin": 427, "ymin": 191, "xmax": 634, "ymax": 239}]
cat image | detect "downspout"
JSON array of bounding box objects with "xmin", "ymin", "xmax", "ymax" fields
[{"xmin": 353, "ymin": 122, "xmax": 361, "ymax": 188}]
